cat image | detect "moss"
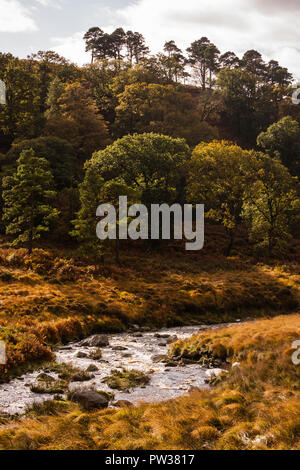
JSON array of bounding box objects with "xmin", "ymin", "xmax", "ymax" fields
[{"xmin": 103, "ymin": 369, "xmax": 151, "ymax": 392}]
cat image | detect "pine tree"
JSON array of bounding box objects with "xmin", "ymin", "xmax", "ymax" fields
[
  {"xmin": 2, "ymin": 148, "xmax": 58, "ymax": 254},
  {"xmin": 45, "ymin": 77, "xmax": 65, "ymax": 119}
]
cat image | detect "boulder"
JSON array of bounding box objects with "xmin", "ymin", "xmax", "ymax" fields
[
  {"xmin": 166, "ymin": 335, "xmax": 178, "ymax": 344},
  {"xmin": 86, "ymin": 364, "xmax": 99, "ymax": 372},
  {"xmin": 88, "ymin": 335, "xmax": 109, "ymax": 347},
  {"xmin": 70, "ymin": 390, "xmax": 109, "ymax": 411},
  {"xmin": 111, "ymin": 346, "xmax": 127, "ymax": 351},
  {"xmin": 76, "ymin": 351, "xmax": 88, "ymax": 358}
]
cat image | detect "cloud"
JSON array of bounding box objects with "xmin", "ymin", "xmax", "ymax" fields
[
  {"xmin": 250, "ymin": 0, "xmax": 300, "ymax": 13},
  {"xmin": 51, "ymin": 31, "xmax": 87, "ymax": 64},
  {"xmin": 111, "ymin": 0, "xmax": 300, "ymax": 78},
  {"xmin": 34, "ymin": 0, "xmax": 63, "ymax": 9},
  {"xmin": 0, "ymin": 0, "xmax": 38, "ymax": 32},
  {"xmin": 49, "ymin": 0, "xmax": 300, "ymax": 79}
]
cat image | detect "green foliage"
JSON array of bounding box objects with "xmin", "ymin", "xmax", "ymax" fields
[
  {"xmin": 243, "ymin": 153, "xmax": 300, "ymax": 255},
  {"xmin": 188, "ymin": 141, "xmax": 255, "ymax": 255},
  {"xmin": 2, "ymin": 149, "xmax": 58, "ymax": 253},
  {"xmin": 257, "ymin": 116, "xmax": 300, "ymax": 179},
  {"xmin": 4, "ymin": 136, "xmax": 77, "ymax": 189}
]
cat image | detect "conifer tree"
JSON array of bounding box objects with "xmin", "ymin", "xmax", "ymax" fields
[{"xmin": 2, "ymin": 148, "xmax": 58, "ymax": 254}]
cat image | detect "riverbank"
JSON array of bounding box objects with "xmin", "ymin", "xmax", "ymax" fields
[
  {"xmin": 0, "ymin": 243, "xmax": 299, "ymax": 382},
  {"xmin": 0, "ymin": 314, "xmax": 299, "ymax": 450}
]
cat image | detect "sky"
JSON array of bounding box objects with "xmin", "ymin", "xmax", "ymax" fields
[{"xmin": 1, "ymin": 0, "xmax": 300, "ymax": 80}]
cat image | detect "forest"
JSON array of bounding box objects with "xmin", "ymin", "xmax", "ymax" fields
[{"xmin": 0, "ymin": 26, "xmax": 299, "ymax": 452}]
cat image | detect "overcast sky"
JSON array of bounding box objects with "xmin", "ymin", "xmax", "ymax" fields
[{"xmin": 1, "ymin": 0, "xmax": 300, "ymax": 80}]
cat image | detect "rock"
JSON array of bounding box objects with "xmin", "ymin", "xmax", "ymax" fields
[
  {"xmin": 111, "ymin": 346, "xmax": 127, "ymax": 351},
  {"xmin": 71, "ymin": 372, "xmax": 94, "ymax": 382},
  {"xmin": 86, "ymin": 364, "xmax": 99, "ymax": 372},
  {"xmin": 36, "ymin": 373, "xmax": 55, "ymax": 381},
  {"xmin": 88, "ymin": 335, "xmax": 109, "ymax": 347},
  {"xmin": 132, "ymin": 333, "xmax": 143, "ymax": 337},
  {"xmin": 154, "ymin": 333, "xmax": 169, "ymax": 339},
  {"xmin": 164, "ymin": 362, "xmax": 178, "ymax": 367},
  {"xmin": 122, "ymin": 353, "xmax": 132, "ymax": 358},
  {"xmin": 181, "ymin": 358, "xmax": 199, "ymax": 365},
  {"xmin": 113, "ymin": 400, "xmax": 134, "ymax": 408},
  {"xmin": 58, "ymin": 346, "xmax": 72, "ymax": 351},
  {"xmin": 166, "ymin": 335, "xmax": 178, "ymax": 344},
  {"xmin": 76, "ymin": 351, "xmax": 88, "ymax": 358},
  {"xmin": 158, "ymin": 342, "xmax": 167, "ymax": 347},
  {"xmin": 151, "ymin": 354, "xmax": 168, "ymax": 363},
  {"xmin": 205, "ymin": 368, "xmax": 228, "ymax": 379},
  {"xmin": 70, "ymin": 390, "xmax": 109, "ymax": 411},
  {"xmin": 89, "ymin": 348, "xmax": 102, "ymax": 360},
  {"xmin": 131, "ymin": 324, "xmax": 140, "ymax": 331},
  {"xmin": 232, "ymin": 362, "xmax": 241, "ymax": 368}
]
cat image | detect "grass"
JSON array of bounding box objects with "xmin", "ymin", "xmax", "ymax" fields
[
  {"xmin": 103, "ymin": 369, "xmax": 151, "ymax": 392},
  {"xmin": 0, "ymin": 314, "xmax": 299, "ymax": 450},
  {"xmin": 0, "ymin": 225, "xmax": 299, "ymax": 382}
]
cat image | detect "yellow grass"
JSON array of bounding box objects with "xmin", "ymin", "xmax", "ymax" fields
[{"xmin": 1, "ymin": 314, "xmax": 299, "ymax": 450}]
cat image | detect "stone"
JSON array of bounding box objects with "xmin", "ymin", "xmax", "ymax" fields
[
  {"xmin": 76, "ymin": 351, "xmax": 88, "ymax": 358},
  {"xmin": 88, "ymin": 335, "xmax": 109, "ymax": 347},
  {"xmin": 151, "ymin": 354, "xmax": 168, "ymax": 363},
  {"xmin": 36, "ymin": 373, "xmax": 55, "ymax": 381},
  {"xmin": 232, "ymin": 362, "xmax": 241, "ymax": 368},
  {"xmin": 70, "ymin": 390, "xmax": 109, "ymax": 411},
  {"xmin": 205, "ymin": 368, "xmax": 228, "ymax": 379},
  {"xmin": 71, "ymin": 372, "xmax": 94, "ymax": 382},
  {"xmin": 113, "ymin": 400, "xmax": 134, "ymax": 408},
  {"xmin": 166, "ymin": 335, "xmax": 178, "ymax": 344},
  {"xmin": 111, "ymin": 346, "xmax": 127, "ymax": 351},
  {"xmin": 86, "ymin": 364, "xmax": 99, "ymax": 372}
]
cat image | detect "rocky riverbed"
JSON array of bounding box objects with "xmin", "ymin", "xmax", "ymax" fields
[{"xmin": 0, "ymin": 324, "xmax": 230, "ymax": 415}]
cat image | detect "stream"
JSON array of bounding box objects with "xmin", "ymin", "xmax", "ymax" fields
[{"xmin": 0, "ymin": 324, "xmax": 228, "ymax": 415}]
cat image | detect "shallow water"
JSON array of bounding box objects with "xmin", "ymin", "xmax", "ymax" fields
[{"xmin": 0, "ymin": 324, "xmax": 227, "ymax": 415}]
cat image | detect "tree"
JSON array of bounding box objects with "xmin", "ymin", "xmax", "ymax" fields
[
  {"xmin": 125, "ymin": 31, "xmax": 149, "ymax": 65},
  {"xmin": 2, "ymin": 149, "xmax": 58, "ymax": 254},
  {"xmin": 219, "ymin": 51, "xmax": 240, "ymax": 69},
  {"xmin": 113, "ymin": 83, "xmax": 218, "ymax": 146},
  {"xmin": 44, "ymin": 82, "xmax": 111, "ymax": 160},
  {"xmin": 243, "ymin": 153, "xmax": 300, "ymax": 255},
  {"xmin": 266, "ymin": 60, "xmax": 292, "ymax": 87},
  {"xmin": 217, "ymin": 68, "xmax": 271, "ymax": 147},
  {"xmin": 158, "ymin": 41, "xmax": 187, "ymax": 82},
  {"xmin": 83, "ymin": 27, "xmax": 105, "ymax": 63},
  {"xmin": 187, "ymin": 37, "xmax": 220, "ymax": 89},
  {"xmin": 241, "ymin": 50, "xmax": 266, "ymax": 83},
  {"xmin": 4, "ymin": 136, "xmax": 77, "ymax": 190},
  {"xmin": 27, "ymin": 50, "xmax": 71, "ymax": 114},
  {"xmin": 73, "ymin": 133, "xmax": 191, "ymax": 247},
  {"xmin": 0, "ymin": 58, "xmax": 42, "ymax": 141},
  {"xmin": 187, "ymin": 141, "xmax": 255, "ymax": 256},
  {"xmin": 45, "ymin": 77, "xmax": 65, "ymax": 118},
  {"xmin": 257, "ymin": 116, "xmax": 300, "ymax": 179}
]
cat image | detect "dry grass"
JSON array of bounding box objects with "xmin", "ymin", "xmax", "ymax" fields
[
  {"xmin": 0, "ymin": 229, "xmax": 299, "ymax": 381},
  {"xmin": 0, "ymin": 314, "xmax": 299, "ymax": 450}
]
